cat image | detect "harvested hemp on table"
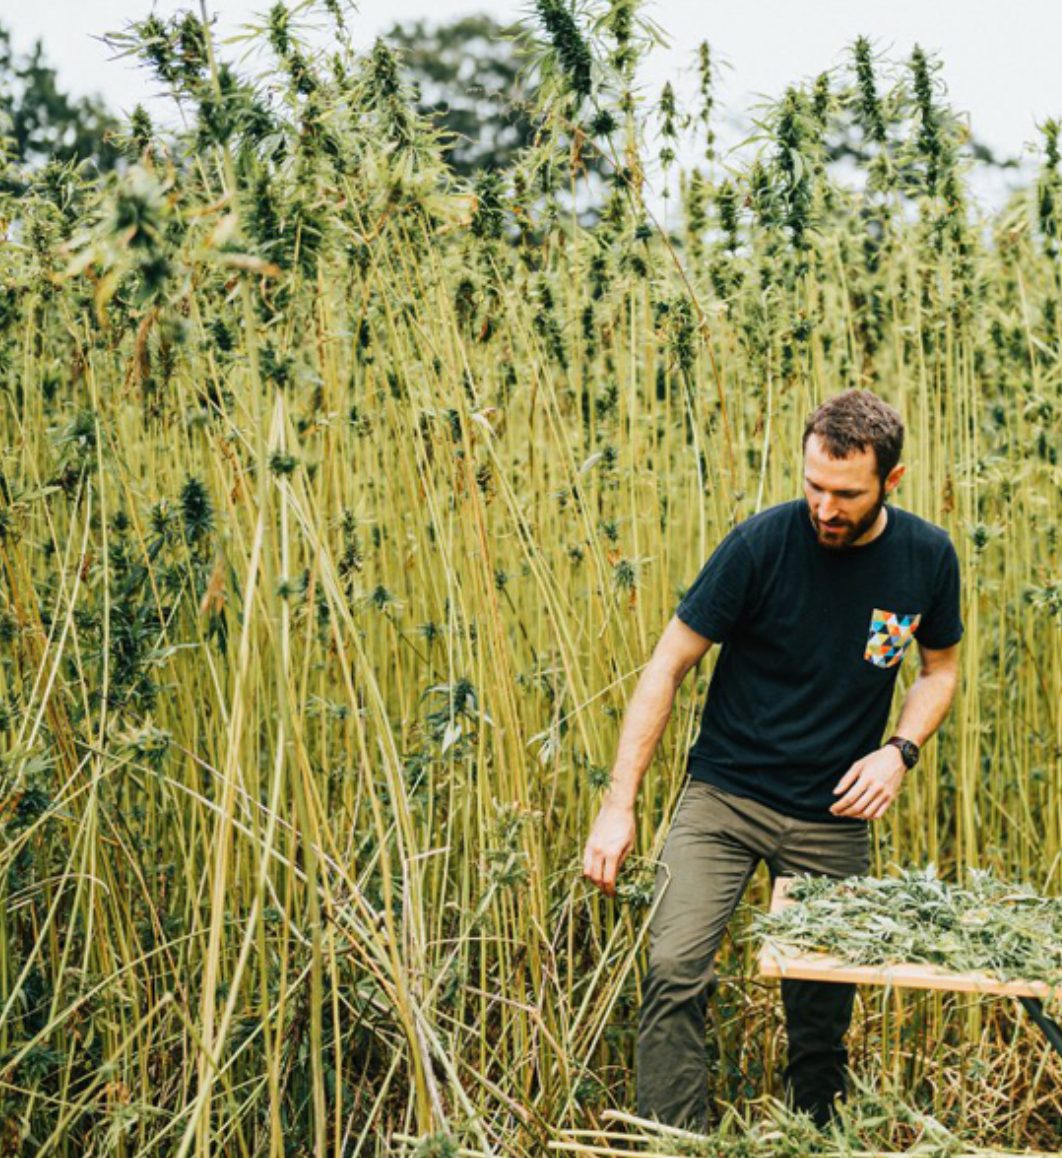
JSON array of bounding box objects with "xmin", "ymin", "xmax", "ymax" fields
[{"xmin": 750, "ymin": 865, "xmax": 1062, "ymax": 996}]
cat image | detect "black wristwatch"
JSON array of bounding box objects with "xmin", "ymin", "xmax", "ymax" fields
[{"xmin": 886, "ymin": 735, "xmax": 920, "ymax": 770}]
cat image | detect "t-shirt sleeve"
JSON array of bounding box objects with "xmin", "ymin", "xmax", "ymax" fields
[
  {"xmin": 675, "ymin": 529, "xmax": 754, "ymax": 643},
  {"xmin": 917, "ymin": 537, "xmax": 964, "ymax": 649}
]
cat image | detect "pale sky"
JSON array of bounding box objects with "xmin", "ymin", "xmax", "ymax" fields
[{"xmin": 6, "ymin": 0, "xmax": 1062, "ymax": 211}]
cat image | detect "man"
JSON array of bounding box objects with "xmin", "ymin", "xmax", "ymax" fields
[{"xmin": 582, "ymin": 389, "xmax": 963, "ymax": 1131}]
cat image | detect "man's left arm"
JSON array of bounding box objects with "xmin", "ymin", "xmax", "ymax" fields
[{"xmin": 830, "ymin": 641, "xmax": 961, "ymax": 820}]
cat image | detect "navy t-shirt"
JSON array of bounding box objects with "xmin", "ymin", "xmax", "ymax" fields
[{"xmin": 675, "ymin": 498, "xmax": 964, "ymax": 824}]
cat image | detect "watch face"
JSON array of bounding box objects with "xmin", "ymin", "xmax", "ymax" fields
[{"xmin": 890, "ymin": 738, "xmax": 917, "ymax": 767}]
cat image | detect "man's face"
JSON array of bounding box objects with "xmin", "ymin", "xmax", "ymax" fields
[{"xmin": 803, "ymin": 433, "xmax": 901, "ymax": 550}]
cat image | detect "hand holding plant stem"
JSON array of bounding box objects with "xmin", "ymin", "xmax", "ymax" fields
[{"xmin": 583, "ymin": 797, "xmax": 636, "ymax": 897}]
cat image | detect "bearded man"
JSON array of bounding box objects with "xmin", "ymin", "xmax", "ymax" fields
[{"xmin": 583, "ymin": 388, "xmax": 963, "ymax": 1130}]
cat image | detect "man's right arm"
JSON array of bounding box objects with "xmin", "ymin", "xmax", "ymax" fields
[{"xmin": 582, "ymin": 616, "xmax": 714, "ymax": 896}]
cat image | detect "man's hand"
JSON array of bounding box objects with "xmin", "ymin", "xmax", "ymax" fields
[
  {"xmin": 830, "ymin": 745, "xmax": 907, "ymax": 820},
  {"xmin": 582, "ymin": 800, "xmax": 636, "ymax": 897}
]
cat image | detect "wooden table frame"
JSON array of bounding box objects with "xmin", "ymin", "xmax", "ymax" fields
[{"xmin": 757, "ymin": 876, "xmax": 1062, "ymax": 1057}]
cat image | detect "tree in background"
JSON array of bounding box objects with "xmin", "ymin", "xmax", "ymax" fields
[
  {"xmin": 0, "ymin": 21, "xmax": 120, "ymax": 173},
  {"xmin": 381, "ymin": 14, "xmax": 537, "ymax": 177}
]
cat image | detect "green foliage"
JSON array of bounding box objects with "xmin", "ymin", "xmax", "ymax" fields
[{"xmin": 532, "ymin": 0, "xmax": 594, "ymax": 106}]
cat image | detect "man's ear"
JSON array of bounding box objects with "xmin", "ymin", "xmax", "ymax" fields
[{"xmin": 885, "ymin": 463, "xmax": 906, "ymax": 494}]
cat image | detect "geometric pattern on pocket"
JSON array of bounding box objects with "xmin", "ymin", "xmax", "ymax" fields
[{"xmin": 864, "ymin": 608, "xmax": 922, "ymax": 669}]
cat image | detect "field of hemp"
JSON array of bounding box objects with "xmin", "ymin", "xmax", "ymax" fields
[{"xmin": 0, "ymin": 1, "xmax": 1061, "ymax": 1154}]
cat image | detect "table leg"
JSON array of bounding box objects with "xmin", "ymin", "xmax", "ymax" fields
[{"xmin": 1018, "ymin": 997, "xmax": 1062, "ymax": 1057}]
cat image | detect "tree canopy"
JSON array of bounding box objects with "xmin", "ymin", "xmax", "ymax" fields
[
  {"xmin": 381, "ymin": 14, "xmax": 537, "ymax": 176},
  {"xmin": 0, "ymin": 21, "xmax": 120, "ymax": 173}
]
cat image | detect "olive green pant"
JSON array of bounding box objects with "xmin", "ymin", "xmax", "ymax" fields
[{"xmin": 635, "ymin": 778, "xmax": 871, "ymax": 1132}]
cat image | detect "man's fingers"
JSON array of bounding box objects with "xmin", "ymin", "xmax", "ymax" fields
[
  {"xmin": 584, "ymin": 832, "xmax": 633, "ymax": 895},
  {"xmin": 833, "ymin": 764, "xmax": 862, "ymax": 794},
  {"xmin": 850, "ymin": 786, "xmax": 880, "ymax": 812},
  {"xmin": 583, "ymin": 847, "xmax": 625, "ymax": 895},
  {"xmin": 584, "ymin": 852, "xmax": 600, "ymax": 887},
  {"xmin": 850, "ymin": 786, "xmax": 888, "ymax": 818},
  {"xmin": 831, "ymin": 778, "xmax": 869, "ymax": 811},
  {"xmin": 868, "ymin": 795, "xmax": 894, "ymax": 821},
  {"xmin": 833, "ymin": 783, "xmax": 878, "ymax": 816}
]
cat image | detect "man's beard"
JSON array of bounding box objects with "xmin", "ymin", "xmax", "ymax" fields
[{"xmin": 807, "ymin": 487, "xmax": 885, "ymax": 550}]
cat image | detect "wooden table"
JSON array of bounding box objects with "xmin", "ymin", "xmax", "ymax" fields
[{"xmin": 757, "ymin": 875, "xmax": 1062, "ymax": 1057}]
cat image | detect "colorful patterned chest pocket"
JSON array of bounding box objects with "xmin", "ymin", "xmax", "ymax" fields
[{"xmin": 864, "ymin": 608, "xmax": 922, "ymax": 668}]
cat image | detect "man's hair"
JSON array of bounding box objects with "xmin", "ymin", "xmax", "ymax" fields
[{"xmin": 802, "ymin": 389, "xmax": 904, "ymax": 485}]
